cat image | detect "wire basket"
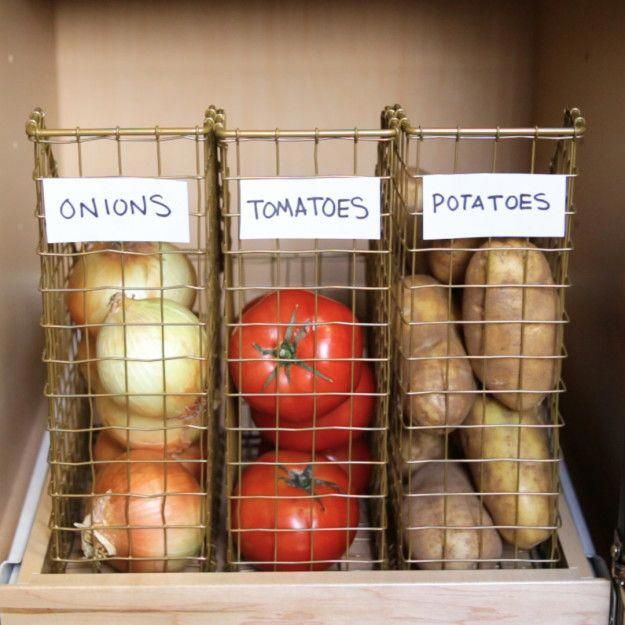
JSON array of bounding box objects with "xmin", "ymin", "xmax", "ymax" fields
[
  {"xmin": 218, "ymin": 114, "xmax": 400, "ymax": 571},
  {"xmin": 28, "ymin": 107, "xmax": 222, "ymax": 573},
  {"xmin": 385, "ymin": 104, "xmax": 585, "ymax": 570}
]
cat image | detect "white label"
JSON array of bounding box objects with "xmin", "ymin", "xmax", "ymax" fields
[
  {"xmin": 239, "ymin": 177, "xmax": 380, "ymax": 240},
  {"xmin": 422, "ymin": 174, "xmax": 567, "ymax": 240},
  {"xmin": 42, "ymin": 178, "xmax": 190, "ymax": 244}
]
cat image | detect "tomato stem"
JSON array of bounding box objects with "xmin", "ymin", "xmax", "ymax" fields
[
  {"xmin": 277, "ymin": 464, "xmax": 342, "ymax": 510},
  {"xmin": 252, "ymin": 306, "xmax": 334, "ymax": 389}
]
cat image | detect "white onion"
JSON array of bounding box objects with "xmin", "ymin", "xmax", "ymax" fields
[
  {"xmin": 67, "ymin": 242, "xmax": 197, "ymax": 335},
  {"xmin": 92, "ymin": 431, "xmax": 204, "ymax": 481},
  {"xmin": 96, "ymin": 394, "xmax": 202, "ymax": 452},
  {"xmin": 96, "ymin": 297, "xmax": 207, "ymax": 419},
  {"xmin": 77, "ymin": 449, "xmax": 203, "ymax": 572}
]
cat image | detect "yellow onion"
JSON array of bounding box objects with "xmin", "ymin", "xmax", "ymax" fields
[
  {"xmin": 96, "ymin": 394, "xmax": 202, "ymax": 452},
  {"xmin": 77, "ymin": 332, "xmax": 99, "ymax": 389},
  {"xmin": 77, "ymin": 449, "xmax": 203, "ymax": 572},
  {"xmin": 97, "ymin": 297, "xmax": 207, "ymax": 418},
  {"xmin": 93, "ymin": 430, "xmax": 124, "ymax": 464},
  {"xmin": 67, "ymin": 242, "xmax": 197, "ymax": 335},
  {"xmin": 92, "ymin": 431, "xmax": 205, "ymax": 481}
]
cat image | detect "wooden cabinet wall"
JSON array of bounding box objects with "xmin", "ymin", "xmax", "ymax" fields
[
  {"xmin": 0, "ymin": 0, "xmax": 56, "ymax": 560},
  {"xmin": 0, "ymin": 0, "xmax": 622, "ymax": 564}
]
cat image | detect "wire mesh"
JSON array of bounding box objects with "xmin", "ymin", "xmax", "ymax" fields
[
  {"xmin": 385, "ymin": 104, "xmax": 585, "ymax": 570},
  {"xmin": 30, "ymin": 101, "xmax": 584, "ymax": 577},
  {"xmin": 218, "ymin": 116, "xmax": 399, "ymax": 571},
  {"xmin": 30, "ymin": 107, "xmax": 222, "ymax": 573}
]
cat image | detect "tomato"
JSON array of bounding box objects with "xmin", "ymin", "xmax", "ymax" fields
[
  {"xmin": 257, "ymin": 439, "xmax": 373, "ymax": 495},
  {"xmin": 255, "ymin": 438, "xmax": 372, "ymax": 495},
  {"xmin": 229, "ymin": 290, "xmax": 363, "ymax": 423},
  {"xmin": 251, "ymin": 363, "xmax": 375, "ymax": 452},
  {"xmin": 323, "ymin": 438, "xmax": 372, "ymax": 495},
  {"xmin": 231, "ymin": 450, "xmax": 359, "ymax": 571}
]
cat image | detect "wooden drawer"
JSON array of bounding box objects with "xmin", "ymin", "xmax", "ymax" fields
[{"xmin": 0, "ymin": 472, "xmax": 610, "ymax": 625}]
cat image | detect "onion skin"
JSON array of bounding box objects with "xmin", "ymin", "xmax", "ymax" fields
[
  {"xmin": 96, "ymin": 297, "xmax": 207, "ymax": 419},
  {"xmin": 93, "ymin": 431, "xmax": 204, "ymax": 481},
  {"xmin": 81, "ymin": 449, "xmax": 203, "ymax": 572},
  {"xmin": 93, "ymin": 430, "xmax": 124, "ymax": 464},
  {"xmin": 96, "ymin": 395, "xmax": 202, "ymax": 452},
  {"xmin": 67, "ymin": 242, "xmax": 197, "ymax": 335},
  {"xmin": 77, "ymin": 332, "xmax": 100, "ymax": 390}
]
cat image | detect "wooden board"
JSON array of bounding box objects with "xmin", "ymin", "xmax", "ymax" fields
[{"xmin": 0, "ymin": 473, "xmax": 611, "ymax": 625}]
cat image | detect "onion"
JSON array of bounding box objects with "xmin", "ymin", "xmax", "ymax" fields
[
  {"xmin": 96, "ymin": 395, "xmax": 202, "ymax": 453},
  {"xmin": 93, "ymin": 431, "xmax": 204, "ymax": 481},
  {"xmin": 77, "ymin": 332, "xmax": 99, "ymax": 389},
  {"xmin": 97, "ymin": 297, "xmax": 207, "ymax": 418},
  {"xmin": 93, "ymin": 430, "xmax": 123, "ymax": 464},
  {"xmin": 77, "ymin": 449, "xmax": 203, "ymax": 572},
  {"xmin": 67, "ymin": 242, "xmax": 197, "ymax": 335}
]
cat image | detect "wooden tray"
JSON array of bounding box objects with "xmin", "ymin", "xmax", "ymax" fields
[{"xmin": 0, "ymin": 474, "xmax": 610, "ymax": 625}]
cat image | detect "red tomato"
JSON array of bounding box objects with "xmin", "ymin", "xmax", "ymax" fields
[
  {"xmin": 255, "ymin": 438, "xmax": 372, "ymax": 495},
  {"xmin": 240, "ymin": 293, "xmax": 265, "ymax": 316},
  {"xmin": 323, "ymin": 438, "xmax": 372, "ymax": 495},
  {"xmin": 251, "ymin": 364, "xmax": 375, "ymax": 452},
  {"xmin": 229, "ymin": 290, "xmax": 363, "ymax": 423},
  {"xmin": 231, "ymin": 450, "xmax": 359, "ymax": 571}
]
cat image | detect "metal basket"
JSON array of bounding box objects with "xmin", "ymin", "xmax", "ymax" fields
[
  {"xmin": 28, "ymin": 107, "xmax": 222, "ymax": 573},
  {"xmin": 385, "ymin": 105, "xmax": 585, "ymax": 570},
  {"xmin": 218, "ymin": 114, "xmax": 400, "ymax": 571}
]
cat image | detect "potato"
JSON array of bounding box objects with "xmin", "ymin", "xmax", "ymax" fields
[
  {"xmin": 400, "ymin": 170, "xmax": 479, "ymax": 282},
  {"xmin": 401, "ymin": 169, "xmax": 428, "ymax": 274},
  {"xmin": 400, "ymin": 429, "xmax": 445, "ymax": 479},
  {"xmin": 402, "ymin": 462, "xmax": 502, "ymax": 569},
  {"xmin": 396, "ymin": 275, "xmax": 476, "ymax": 431},
  {"xmin": 463, "ymin": 238, "xmax": 559, "ymax": 411},
  {"xmin": 458, "ymin": 396, "xmax": 555, "ymax": 549},
  {"xmin": 428, "ymin": 238, "xmax": 482, "ymax": 284}
]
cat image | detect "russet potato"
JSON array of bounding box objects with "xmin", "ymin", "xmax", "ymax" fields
[
  {"xmin": 396, "ymin": 275, "xmax": 476, "ymax": 431},
  {"xmin": 402, "ymin": 169, "xmax": 428, "ymax": 274},
  {"xmin": 402, "ymin": 462, "xmax": 502, "ymax": 570},
  {"xmin": 427, "ymin": 238, "xmax": 482, "ymax": 284},
  {"xmin": 458, "ymin": 396, "xmax": 555, "ymax": 550},
  {"xmin": 400, "ymin": 429, "xmax": 445, "ymax": 479},
  {"xmin": 462, "ymin": 238, "xmax": 559, "ymax": 411}
]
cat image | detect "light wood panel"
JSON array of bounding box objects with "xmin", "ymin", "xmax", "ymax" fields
[
  {"xmin": 0, "ymin": 480, "xmax": 611, "ymax": 625},
  {"xmin": 0, "ymin": 0, "xmax": 56, "ymax": 562}
]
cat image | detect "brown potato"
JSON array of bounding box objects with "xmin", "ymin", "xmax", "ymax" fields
[
  {"xmin": 402, "ymin": 462, "xmax": 502, "ymax": 569},
  {"xmin": 428, "ymin": 238, "xmax": 482, "ymax": 284},
  {"xmin": 396, "ymin": 275, "xmax": 476, "ymax": 431},
  {"xmin": 459, "ymin": 396, "xmax": 555, "ymax": 550},
  {"xmin": 400, "ymin": 429, "xmax": 445, "ymax": 479},
  {"xmin": 463, "ymin": 238, "xmax": 559, "ymax": 411},
  {"xmin": 401, "ymin": 169, "xmax": 428, "ymax": 274}
]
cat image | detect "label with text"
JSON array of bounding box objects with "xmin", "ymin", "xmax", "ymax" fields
[
  {"xmin": 422, "ymin": 174, "xmax": 567, "ymax": 240},
  {"xmin": 42, "ymin": 177, "xmax": 190, "ymax": 243},
  {"xmin": 239, "ymin": 177, "xmax": 381, "ymax": 240}
]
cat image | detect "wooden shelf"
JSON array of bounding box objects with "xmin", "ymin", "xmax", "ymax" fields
[{"xmin": 0, "ymin": 472, "xmax": 610, "ymax": 625}]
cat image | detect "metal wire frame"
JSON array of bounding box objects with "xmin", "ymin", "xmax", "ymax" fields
[
  {"xmin": 385, "ymin": 104, "xmax": 584, "ymax": 570},
  {"xmin": 29, "ymin": 106, "xmax": 222, "ymax": 573},
  {"xmin": 218, "ymin": 110, "xmax": 402, "ymax": 572}
]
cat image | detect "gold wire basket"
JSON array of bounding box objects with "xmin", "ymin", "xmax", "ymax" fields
[
  {"xmin": 218, "ymin": 115, "xmax": 400, "ymax": 571},
  {"xmin": 385, "ymin": 104, "xmax": 585, "ymax": 570},
  {"xmin": 27, "ymin": 101, "xmax": 585, "ymax": 577},
  {"xmin": 28, "ymin": 107, "xmax": 222, "ymax": 573}
]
